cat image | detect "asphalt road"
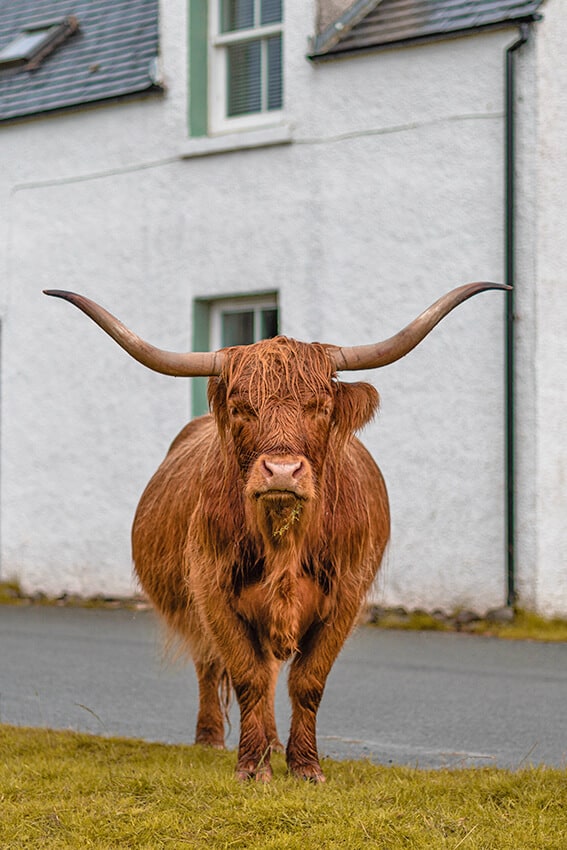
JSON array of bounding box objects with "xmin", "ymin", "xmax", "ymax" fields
[{"xmin": 1, "ymin": 605, "xmax": 566, "ymax": 769}]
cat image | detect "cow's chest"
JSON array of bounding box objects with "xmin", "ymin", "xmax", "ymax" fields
[{"xmin": 235, "ymin": 572, "xmax": 330, "ymax": 656}]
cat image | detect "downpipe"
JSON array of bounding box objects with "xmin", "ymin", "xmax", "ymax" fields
[{"xmin": 504, "ymin": 23, "xmax": 530, "ymax": 608}]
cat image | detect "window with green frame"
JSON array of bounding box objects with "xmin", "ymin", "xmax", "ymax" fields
[
  {"xmin": 191, "ymin": 292, "xmax": 279, "ymax": 416},
  {"xmin": 189, "ymin": 0, "xmax": 283, "ymax": 137}
]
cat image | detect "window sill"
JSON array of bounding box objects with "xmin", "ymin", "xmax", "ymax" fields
[{"xmin": 180, "ymin": 123, "xmax": 293, "ymax": 158}]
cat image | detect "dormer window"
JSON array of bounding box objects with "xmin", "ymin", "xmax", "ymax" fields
[{"xmin": 0, "ymin": 17, "xmax": 79, "ymax": 70}]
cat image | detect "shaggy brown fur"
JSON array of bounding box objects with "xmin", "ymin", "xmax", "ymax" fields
[{"xmin": 132, "ymin": 336, "xmax": 390, "ymax": 782}]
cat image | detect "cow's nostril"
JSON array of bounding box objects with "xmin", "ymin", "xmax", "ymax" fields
[
  {"xmin": 291, "ymin": 461, "xmax": 304, "ymax": 479},
  {"xmin": 263, "ymin": 460, "xmax": 303, "ymax": 480}
]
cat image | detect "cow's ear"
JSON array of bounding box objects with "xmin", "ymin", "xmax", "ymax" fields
[
  {"xmin": 208, "ymin": 377, "xmax": 228, "ymax": 426},
  {"xmin": 332, "ymin": 381, "xmax": 379, "ymax": 435}
]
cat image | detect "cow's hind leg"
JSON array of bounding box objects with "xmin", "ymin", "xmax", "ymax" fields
[
  {"xmin": 194, "ymin": 657, "xmax": 226, "ymax": 749},
  {"xmin": 262, "ymin": 658, "xmax": 284, "ymax": 753}
]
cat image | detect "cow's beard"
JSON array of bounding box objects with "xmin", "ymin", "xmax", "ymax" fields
[
  {"xmin": 245, "ymin": 492, "xmax": 317, "ymax": 660},
  {"xmin": 251, "ymin": 492, "xmax": 308, "ymax": 544}
]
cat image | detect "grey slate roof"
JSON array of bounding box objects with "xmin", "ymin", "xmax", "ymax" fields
[
  {"xmin": 0, "ymin": 0, "xmax": 160, "ymax": 122},
  {"xmin": 312, "ymin": 0, "xmax": 544, "ymax": 58}
]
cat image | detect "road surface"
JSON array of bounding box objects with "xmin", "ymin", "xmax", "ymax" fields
[{"xmin": 1, "ymin": 605, "xmax": 566, "ymax": 768}]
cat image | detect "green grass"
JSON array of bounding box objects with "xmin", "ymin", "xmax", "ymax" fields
[
  {"xmin": 1, "ymin": 726, "xmax": 567, "ymax": 849},
  {"xmin": 0, "ymin": 579, "xmax": 23, "ymax": 605},
  {"xmin": 468, "ymin": 609, "xmax": 567, "ymax": 642},
  {"xmin": 370, "ymin": 609, "xmax": 567, "ymax": 642},
  {"xmin": 0, "ymin": 580, "xmax": 146, "ymax": 610},
  {"xmin": 370, "ymin": 610, "xmax": 452, "ymax": 634}
]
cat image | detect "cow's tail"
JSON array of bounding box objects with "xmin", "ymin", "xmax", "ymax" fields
[{"xmin": 220, "ymin": 668, "xmax": 233, "ymax": 734}]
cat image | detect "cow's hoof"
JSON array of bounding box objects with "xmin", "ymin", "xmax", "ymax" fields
[
  {"xmin": 289, "ymin": 763, "xmax": 326, "ymax": 783},
  {"xmin": 195, "ymin": 734, "xmax": 225, "ymax": 750},
  {"xmin": 235, "ymin": 762, "xmax": 273, "ymax": 783},
  {"xmin": 254, "ymin": 764, "xmax": 273, "ymax": 783}
]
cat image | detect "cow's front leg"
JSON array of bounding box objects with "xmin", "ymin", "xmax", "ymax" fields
[
  {"xmin": 233, "ymin": 666, "xmax": 274, "ymax": 782},
  {"xmin": 198, "ymin": 593, "xmax": 276, "ymax": 781},
  {"xmin": 286, "ymin": 653, "xmax": 326, "ymax": 781},
  {"xmin": 286, "ymin": 612, "xmax": 357, "ymax": 782}
]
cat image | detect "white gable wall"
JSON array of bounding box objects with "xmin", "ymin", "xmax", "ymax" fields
[
  {"xmin": 534, "ymin": 0, "xmax": 567, "ymax": 615},
  {"xmin": 515, "ymin": 0, "xmax": 567, "ymax": 616},
  {"xmin": 1, "ymin": 100, "xmax": 191, "ymax": 596},
  {"xmin": 298, "ymin": 31, "xmax": 510, "ymax": 613},
  {"xmin": 0, "ymin": 0, "xmax": 561, "ymax": 615}
]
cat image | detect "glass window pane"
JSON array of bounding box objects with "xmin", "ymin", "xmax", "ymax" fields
[
  {"xmin": 266, "ymin": 35, "xmax": 282, "ymax": 111},
  {"xmin": 222, "ymin": 310, "xmax": 255, "ymax": 346},
  {"xmin": 260, "ymin": 308, "xmax": 278, "ymax": 339},
  {"xmin": 220, "ymin": 0, "xmax": 254, "ymax": 32},
  {"xmin": 227, "ymin": 40, "xmax": 261, "ymax": 116},
  {"xmin": 261, "ymin": 0, "xmax": 282, "ymax": 25}
]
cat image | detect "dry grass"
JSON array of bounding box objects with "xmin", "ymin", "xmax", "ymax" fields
[
  {"xmin": 468, "ymin": 609, "xmax": 567, "ymax": 642},
  {"xmin": 370, "ymin": 609, "xmax": 567, "ymax": 642},
  {"xmin": 2, "ymin": 725, "xmax": 567, "ymax": 849}
]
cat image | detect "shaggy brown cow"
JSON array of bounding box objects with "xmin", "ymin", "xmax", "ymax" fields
[{"xmin": 45, "ymin": 281, "xmax": 507, "ymax": 782}]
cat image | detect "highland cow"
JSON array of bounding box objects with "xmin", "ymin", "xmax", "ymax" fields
[{"xmin": 45, "ymin": 281, "xmax": 507, "ymax": 781}]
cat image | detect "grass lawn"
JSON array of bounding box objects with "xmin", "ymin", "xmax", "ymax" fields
[{"xmin": 1, "ymin": 726, "xmax": 567, "ymax": 849}]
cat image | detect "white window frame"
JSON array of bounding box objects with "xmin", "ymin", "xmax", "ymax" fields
[
  {"xmin": 208, "ymin": 0, "xmax": 284, "ymax": 136},
  {"xmin": 210, "ymin": 293, "xmax": 279, "ymax": 348}
]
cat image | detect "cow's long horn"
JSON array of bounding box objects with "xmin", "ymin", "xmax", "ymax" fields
[
  {"xmin": 331, "ymin": 282, "xmax": 511, "ymax": 371},
  {"xmin": 43, "ymin": 290, "xmax": 223, "ymax": 377}
]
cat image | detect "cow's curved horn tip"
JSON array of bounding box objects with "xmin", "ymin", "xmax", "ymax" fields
[
  {"xmin": 43, "ymin": 289, "xmax": 78, "ymax": 302},
  {"xmin": 475, "ymin": 282, "xmax": 511, "ymax": 291}
]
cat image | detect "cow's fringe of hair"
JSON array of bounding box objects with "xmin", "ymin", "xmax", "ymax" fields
[{"xmin": 213, "ymin": 336, "xmax": 335, "ymax": 416}]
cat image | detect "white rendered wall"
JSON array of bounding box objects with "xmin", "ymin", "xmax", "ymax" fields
[
  {"xmin": 515, "ymin": 0, "xmax": 567, "ymax": 616},
  {"xmin": 0, "ymin": 2, "xmax": 516, "ymax": 611}
]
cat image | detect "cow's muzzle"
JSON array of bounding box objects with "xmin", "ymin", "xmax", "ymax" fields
[
  {"xmin": 248, "ymin": 454, "xmax": 313, "ymax": 501},
  {"xmin": 245, "ymin": 454, "xmax": 315, "ymax": 544}
]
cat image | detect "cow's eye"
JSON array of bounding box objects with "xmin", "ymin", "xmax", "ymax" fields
[
  {"xmin": 229, "ymin": 402, "xmax": 254, "ymax": 421},
  {"xmin": 305, "ymin": 399, "xmax": 332, "ymax": 417}
]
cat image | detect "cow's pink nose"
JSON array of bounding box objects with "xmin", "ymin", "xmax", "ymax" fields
[{"xmin": 262, "ymin": 459, "xmax": 305, "ymax": 488}]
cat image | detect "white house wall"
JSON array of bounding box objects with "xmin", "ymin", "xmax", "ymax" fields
[
  {"xmin": 0, "ymin": 1, "xmax": 531, "ymax": 612},
  {"xmin": 515, "ymin": 0, "xmax": 567, "ymax": 617},
  {"xmin": 535, "ymin": 0, "xmax": 567, "ymax": 616}
]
